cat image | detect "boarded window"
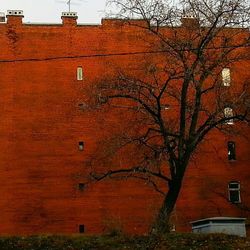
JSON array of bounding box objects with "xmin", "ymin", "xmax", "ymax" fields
[
  {"xmin": 228, "ymin": 141, "xmax": 236, "ymax": 161},
  {"xmin": 222, "ymin": 68, "xmax": 231, "ymax": 86},
  {"xmin": 224, "ymin": 107, "xmax": 234, "ymax": 124},
  {"xmin": 228, "ymin": 181, "xmax": 241, "ymax": 203},
  {"xmin": 77, "ymin": 67, "xmax": 83, "ymax": 80}
]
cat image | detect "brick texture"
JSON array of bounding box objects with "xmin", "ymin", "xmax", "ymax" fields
[{"xmin": 0, "ymin": 15, "xmax": 249, "ymax": 235}]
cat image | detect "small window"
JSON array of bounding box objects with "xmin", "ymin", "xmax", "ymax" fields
[
  {"xmin": 77, "ymin": 67, "xmax": 83, "ymax": 81},
  {"xmin": 79, "ymin": 224, "xmax": 85, "ymax": 233},
  {"xmin": 161, "ymin": 104, "xmax": 170, "ymax": 110},
  {"xmin": 224, "ymin": 107, "xmax": 234, "ymax": 124},
  {"xmin": 78, "ymin": 183, "xmax": 85, "ymax": 191},
  {"xmin": 78, "ymin": 103, "xmax": 86, "ymax": 110},
  {"xmin": 228, "ymin": 181, "xmax": 241, "ymax": 203},
  {"xmin": 222, "ymin": 68, "xmax": 231, "ymax": 86},
  {"xmin": 228, "ymin": 141, "xmax": 236, "ymax": 161},
  {"xmin": 79, "ymin": 141, "xmax": 84, "ymax": 151}
]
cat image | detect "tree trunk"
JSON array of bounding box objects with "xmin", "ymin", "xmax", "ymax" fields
[{"xmin": 152, "ymin": 178, "xmax": 183, "ymax": 234}]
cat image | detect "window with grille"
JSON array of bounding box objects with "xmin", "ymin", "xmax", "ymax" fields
[{"xmin": 228, "ymin": 181, "xmax": 241, "ymax": 203}]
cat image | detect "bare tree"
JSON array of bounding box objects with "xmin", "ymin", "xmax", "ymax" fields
[{"xmin": 84, "ymin": 0, "xmax": 250, "ymax": 233}]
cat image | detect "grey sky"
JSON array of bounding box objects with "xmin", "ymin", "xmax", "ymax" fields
[{"xmin": 0, "ymin": 0, "xmax": 108, "ymax": 24}]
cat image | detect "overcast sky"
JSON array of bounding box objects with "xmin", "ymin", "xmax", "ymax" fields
[{"xmin": 0, "ymin": 0, "xmax": 108, "ymax": 24}]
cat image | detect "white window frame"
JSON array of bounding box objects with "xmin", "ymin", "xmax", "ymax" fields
[
  {"xmin": 228, "ymin": 181, "xmax": 241, "ymax": 203},
  {"xmin": 222, "ymin": 68, "xmax": 231, "ymax": 86},
  {"xmin": 224, "ymin": 107, "xmax": 234, "ymax": 125},
  {"xmin": 77, "ymin": 66, "xmax": 83, "ymax": 81}
]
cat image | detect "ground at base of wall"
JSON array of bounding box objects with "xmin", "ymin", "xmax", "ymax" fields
[{"xmin": 0, "ymin": 233, "xmax": 249, "ymax": 250}]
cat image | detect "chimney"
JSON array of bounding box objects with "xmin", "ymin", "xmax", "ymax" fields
[
  {"xmin": 61, "ymin": 12, "xmax": 78, "ymax": 26},
  {"xmin": 181, "ymin": 16, "xmax": 199, "ymax": 29},
  {"xmin": 6, "ymin": 10, "xmax": 24, "ymax": 25},
  {"xmin": 0, "ymin": 12, "xmax": 5, "ymax": 23}
]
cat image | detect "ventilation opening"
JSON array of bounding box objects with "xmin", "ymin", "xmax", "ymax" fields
[
  {"xmin": 78, "ymin": 183, "xmax": 85, "ymax": 191},
  {"xmin": 7, "ymin": 10, "xmax": 23, "ymax": 16}
]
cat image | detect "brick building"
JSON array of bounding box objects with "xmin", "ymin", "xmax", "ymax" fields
[{"xmin": 0, "ymin": 11, "xmax": 249, "ymax": 235}]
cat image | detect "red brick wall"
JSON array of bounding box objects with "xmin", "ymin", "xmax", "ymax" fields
[{"xmin": 0, "ymin": 15, "xmax": 249, "ymax": 235}]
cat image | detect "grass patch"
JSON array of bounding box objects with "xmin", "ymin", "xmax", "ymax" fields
[{"xmin": 0, "ymin": 233, "xmax": 249, "ymax": 250}]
